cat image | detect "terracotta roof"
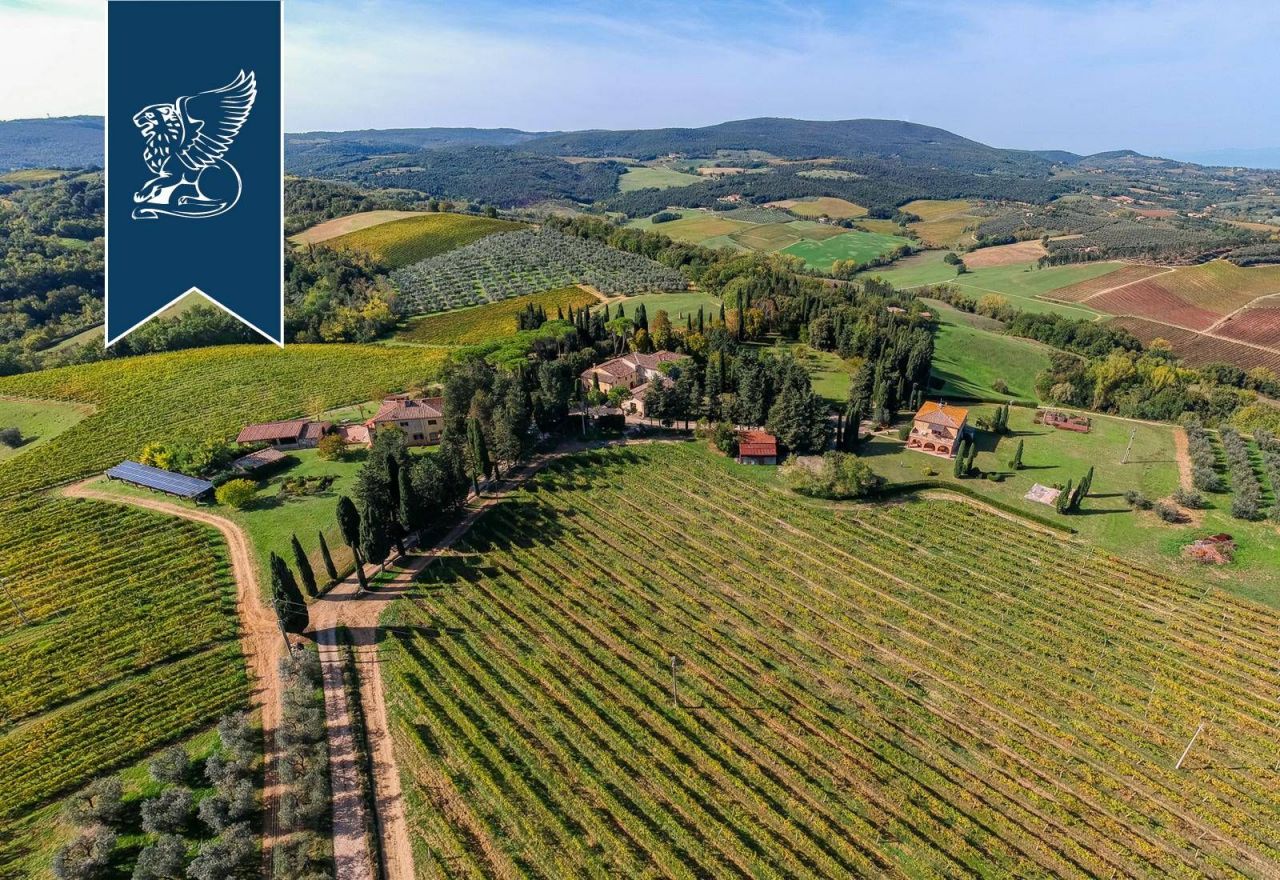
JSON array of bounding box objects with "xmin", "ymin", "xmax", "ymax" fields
[
  {"xmin": 231, "ymin": 447, "xmax": 286, "ymax": 471},
  {"xmin": 338, "ymin": 424, "xmax": 371, "ymax": 445},
  {"xmin": 914, "ymin": 401, "xmax": 969, "ymax": 429},
  {"xmin": 738, "ymin": 429, "xmax": 778, "ymax": 457},
  {"xmin": 370, "ymin": 396, "xmax": 444, "ymax": 424},
  {"xmin": 583, "ymin": 351, "xmax": 683, "ymax": 382},
  {"xmin": 301, "ymin": 421, "xmax": 331, "ymax": 440},
  {"xmin": 236, "ymin": 419, "xmax": 311, "ymax": 444}
]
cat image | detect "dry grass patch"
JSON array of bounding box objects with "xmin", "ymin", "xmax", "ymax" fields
[
  {"xmin": 963, "ymin": 240, "xmax": 1048, "ymax": 268},
  {"xmin": 291, "ymin": 210, "xmax": 424, "ymax": 245}
]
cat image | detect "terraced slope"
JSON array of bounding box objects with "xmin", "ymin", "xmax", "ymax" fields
[
  {"xmin": 384, "ymin": 443, "xmax": 1280, "ymax": 879},
  {"xmin": 0, "ymin": 344, "xmax": 443, "ymax": 874}
]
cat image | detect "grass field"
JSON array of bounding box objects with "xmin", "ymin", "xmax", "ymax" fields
[
  {"xmin": 862, "ymin": 405, "xmax": 1280, "ymax": 604},
  {"xmin": 899, "ymin": 200, "xmax": 982, "ymax": 248},
  {"xmin": 382, "ymin": 442, "xmax": 1280, "ymax": 877},
  {"xmin": 926, "ymin": 302, "xmax": 1051, "ymax": 401},
  {"xmin": 617, "ymin": 166, "xmax": 702, "ymax": 192},
  {"xmin": 780, "ymin": 229, "xmax": 913, "ymax": 270},
  {"xmin": 323, "ymin": 213, "xmax": 526, "ymax": 268},
  {"xmin": 291, "ymin": 209, "xmax": 426, "ymax": 245},
  {"xmin": 397, "ymin": 285, "xmax": 597, "ymax": 346},
  {"xmin": 867, "ymin": 251, "xmax": 1118, "ymax": 318},
  {"xmin": 0, "ymin": 169, "xmax": 63, "ymax": 184},
  {"xmin": 627, "ymin": 211, "xmax": 752, "ymax": 244},
  {"xmin": 0, "ymin": 344, "xmax": 443, "ymax": 874},
  {"xmin": 0, "ymin": 396, "xmax": 92, "ymax": 464},
  {"xmin": 769, "ymin": 196, "xmax": 867, "ymax": 219},
  {"xmin": 595, "ymin": 290, "xmax": 722, "ymax": 324}
]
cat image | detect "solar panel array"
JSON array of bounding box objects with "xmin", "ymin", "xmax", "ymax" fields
[{"xmin": 106, "ymin": 460, "xmax": 215, "ymax": 499}]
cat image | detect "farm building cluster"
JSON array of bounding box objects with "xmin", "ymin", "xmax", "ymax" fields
[
  {"xmin": 580, "ymin": 351, "xmax": 682, "ymax": 418},
  {"xmin": 236, "ymin": 394, "xmax": 445, "ymax": 451}
]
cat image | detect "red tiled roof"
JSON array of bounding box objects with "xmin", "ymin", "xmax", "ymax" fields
[
  {"xmin": 236, "ymin": 419, "xmax": 311, "ymax": 444},
  {"xmin": 582, "ymin": 351, "xmax": 683, "ymax": 382},
  {"xmin": 338, "ymin": 424, "xmax": 371, "ymax": 445},
  {"xmin": 370, "ymin": 396, "xmax": 444, "ymax": 424},
  {"xmin": 914, "ymin": 401, "xmax": 969, "ymax": 429},
  {"xmin": 738, "ymin": 429, "xmax": 777, "ymax": 457}
]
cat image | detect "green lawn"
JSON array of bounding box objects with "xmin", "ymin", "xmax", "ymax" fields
[
  {"xmin": 865, "ymin": 251, "xmax": 1120, "ymax": 319},
  {"xmin": 928, "ymin": 303, "xmax": 1051, "ymax": 402},
  {"xmin": 597, "ymin": 291, "xmax": 722, "ymax": 324},
  {"xmin": 789, "ymin": 344, "xmax": 854, "ymax": 404},
  {"xmin": 0, "ymin": 396, "xmax": 93, "ymax": 464},
  {"xmin": 617, "ymin": 166, "xmax": 702, "ymax": 192},
  {"xmin": 858, "ymin": 405, "xmax": 1280, "ymax": 606},
  {"xmin": 781, "ymin": 230, "xmax": 913, "ymax": 270}
]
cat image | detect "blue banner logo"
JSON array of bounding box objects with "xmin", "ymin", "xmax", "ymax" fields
[{"xmin": 106, "ymin": 0, "xmax": 283, "ymax": 345}]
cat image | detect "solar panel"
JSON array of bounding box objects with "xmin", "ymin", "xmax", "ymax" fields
[{"xmin": 106, "ymin": 460, "xmax": 215, "ymax": 499}]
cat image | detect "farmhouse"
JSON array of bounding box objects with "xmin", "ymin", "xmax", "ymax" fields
[
  {"xmin": 580, "ymin": 351, "xmax": 682, "ymax": 394},
  {"xmin": 367, "ymin": 394, "xmax": 445, "ymax": 446},
  {"xmin": 906, "ymin": 401, "xmax": 970, "ymax": 458},
  {"xmin": 236, "ymin": 418, "xmax": 331, "ymax": 449},
  {"xmin": 737, "ymin": 429, "xmax": 779, "ymax": 465},
  {"xmin": 622, "ymin": 376, "xmax": 676, "ymax": 418}
]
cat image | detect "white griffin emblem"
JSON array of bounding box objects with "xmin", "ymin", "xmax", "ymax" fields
[{"xmin": 131, "ymin": 70, "xmax": 257, "ymax": 220}]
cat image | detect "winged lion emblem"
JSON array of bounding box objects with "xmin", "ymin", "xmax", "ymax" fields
[{"xmin": 131, "ymin": 70, "xmax": 257, "ymax": 220}]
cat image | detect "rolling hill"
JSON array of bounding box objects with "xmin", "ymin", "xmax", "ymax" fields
[{"xmin": 0, "ymin": 116, "xmax": 102, "ymax": 170}]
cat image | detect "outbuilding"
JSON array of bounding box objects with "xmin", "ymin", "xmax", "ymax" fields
[{"xmin": 737, "ymin": 429, "xmax": 778, "ymax": 465}]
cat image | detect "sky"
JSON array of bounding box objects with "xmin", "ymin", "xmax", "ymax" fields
[{"xmin": 2, "ymin": 0, "xmax": 1278, "ymax": 161}]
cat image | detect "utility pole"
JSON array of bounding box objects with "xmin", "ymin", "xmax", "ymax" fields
[
  {"xmin": 1121, "ymin": 427, "xmax": 1136, "ymax": 464},
  {"xmin": 669, "ymin": 655, "xmax": 680, "ymax": 707},
  {"xmin": 1175, "ymin": 721, "xmax": 1206, "ymax": 770},
  {"xmin": 0, "ymin": 577, "xmax": 28, "ymax": 625},
  {"xmin": 271, "ymin": 594, "xmax": 293, "ymax": 656}
]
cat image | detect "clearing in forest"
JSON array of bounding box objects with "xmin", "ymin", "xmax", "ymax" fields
[{"xmin": 383, "ymin": 442, "xmax": 1280, "ymax": 879}]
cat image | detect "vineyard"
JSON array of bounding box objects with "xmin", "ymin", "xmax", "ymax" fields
[
  {"xmin": 390, "ymin": 228, "xmax": 687, "ymax": 314},
  {"xmin": 383, "ymin": 443, "xmax": 1280, "ymax": 879},
  {"xmin": 1217, "ymin": 305, "xmax": 1280, "ymax": 347},
  {"xmin": 396, "ymin": 285, "xmax": 598, "ymax": 346},
  {"xmin": 1106, "ymin": 317, "xmax": 1280, "ymax": 372},
  {"xmin": 1088, "ymin": 280, "xmax": 1221, "ymax": 330},
  {"xmin": 1045, "ymin": 264, "xmax": 1168, "ymax": 302},
  {"xmin": 0, "ymin": 344, "xmax": 441, "ymax": 875},
  {"xmin": 323, "ymin": 212, "xmax": 526, "ymax": 268}
]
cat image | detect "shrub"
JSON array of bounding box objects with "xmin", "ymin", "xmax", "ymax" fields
[
  {"xmin": 316, "ymin": 432, "xmax": 345, "ymax": 461},
  {"xmin": 1232, "ymin": 494, "xmax": 1262, "ymax": 520},
  {"xmin": 64, "ymin": 776, "xmax": 125, "ymax": 828},
  {"xmin": 215, "ymin": 478, "xmax": 257, "ymax": 509},
  {"xmin": 1124, "ymin": 489, "xmax": 1153, "ymax": 510},
  {"xmin": 651, "ymin": 211, "xmax": 681, "ymax": 224},
  {"xmin": 992, "ymin": 378, "xmax": 1010, "ymax": 395},
  {"xmin": 139, "ymin": 786, "xmax": 193, "ymax": 834},
  {"xmin": 1154, "ymin": 502, "xmax": 1184, "ymax": 523},
  {"xmin": 148, "ymin": 744, "xmax": 189, "ymax": 785},
  {"xmin": 784, "ymin": 452, "xmax": 886, "ymax": 500},
  {"xmin": 52, "ymin": 828, "xmax": 115, "ymax": 880},
  {"xmin": 131, "ymin": 834, "xmax": 187, "ymax": 880},
  {"xmin": 0, "ymin": 426, "xmax": 22, "ymax": 448},
  {"xmin": 1172, "ymin": 487, "xmax": 1206, "ymax": 509},
  {"xmin": 896, "ymin": 424, "xmax": 912, "ymax": 441}
]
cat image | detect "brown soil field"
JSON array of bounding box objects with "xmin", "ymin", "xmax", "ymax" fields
[
  {"xmin": 1048, "ymin": 264, "xmax": 1169, "ymax": 302},
  {"xmin": 962, "ymin": 240, "xmax": 1048, "ymax": 268},
  {"xmin": 291, "ymin": 210, "xmax": 424, "ymax": 245}
]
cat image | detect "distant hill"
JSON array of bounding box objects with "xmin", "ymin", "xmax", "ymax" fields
[
  {"xmin": 517, "ymin": 118, "xmax": 1054, "ymax": 171},
  {"xmin": 0, "ymin": 116, "xmax": 102, "ymax": 170},
  {"xmin": 285, "ymin": 127, "xmax": 553, "ymax": 175}
]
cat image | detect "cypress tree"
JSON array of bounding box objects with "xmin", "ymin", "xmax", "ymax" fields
[
  {"xmin": 966, "ymin": 441, "xmax": 978, "ymax": 474},
  {"xmin": 336, "ymin": 495, "xmax": 367, "ymax": 591},
  {"xmin": 953, "ymin": 439, "xmax": 967, "ymax": 478},
  {"xmin": 697, "ymin": 307, "xmax": 704, "ymax": 334},
  {"xmin": 317, "ymin": 530, "xmax": 338, "ymax": 582},
  {"xmin": 290, "ymin": 534, "xmax": 317, "ymax": 598},
  {"xmin": 1057, "ymin": 479, "xmax": 1073, "ymax": 514},
  {"xmin": 1010, "ymin": 438, "xmax": 1024, "ymax": 470},
  {"xmin": 269, "ymin": 552, "xmax": 308, "ymax": 634},
  {"xmin": 718, "ymin": 302, "xmax": 726, "ymax": 325},
  {"xmin": 467, "ymin": 417, "xmax": 491, "ymax": 494}
]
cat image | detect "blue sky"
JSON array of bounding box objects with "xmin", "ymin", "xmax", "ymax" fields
[{"xmin": 3, "ymin": 0, "xmax": 1279, "ymax": 161}]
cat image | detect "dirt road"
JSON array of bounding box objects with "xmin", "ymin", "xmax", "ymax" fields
[{"xmin": 62, "ymin": 480, "xmax": 287, "ymax": 873}]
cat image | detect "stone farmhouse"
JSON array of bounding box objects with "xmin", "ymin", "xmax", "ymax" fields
[
  {"xmin": 905, "ymin": 401, "xmax": 970, "ymax": 458},
  {"xmin": 580, "ymin": 351, "xmax": 682, "ymax": 418},
  {"xmin": 365, "ymin": 394, "xmax": 445, "ymax": 447}
]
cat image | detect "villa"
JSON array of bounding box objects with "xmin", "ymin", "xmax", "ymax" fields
[{"xmin": 906, "ymin": 401, "xmax": 970, "ymax": 458}]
